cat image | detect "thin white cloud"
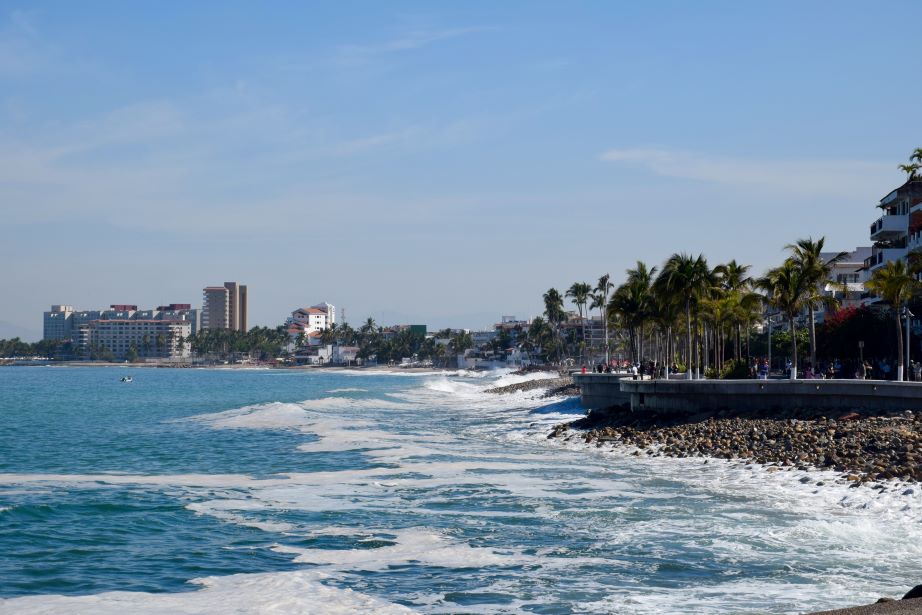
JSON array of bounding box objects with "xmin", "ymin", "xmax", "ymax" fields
[
  {"xmin": 335, "ymin": 26, "xmax": 494, "ymax": 64},
  {"xmin": 600, "ymin": 147, "xmax": 896, "ymax": 199}
]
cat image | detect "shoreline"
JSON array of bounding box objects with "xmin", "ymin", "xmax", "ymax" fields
[
  {"xmin": 523, "ymin": 380, "xmax": 922, "ymax": 614},
  {"xmin": 515, "ymin": 376, "xmax": 921, "ymax": 486},
  {"xmin": 547, "ymin": 403, "xmax": 921, "ymax": 486},
  {"xmin": 0, "ymin": 361, "xmax": 468, "ymax": 373}
]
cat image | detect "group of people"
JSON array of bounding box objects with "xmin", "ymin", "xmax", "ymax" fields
[
  {"xmin": 750, "ymin": 357, "xmax": 922, "ymax": 380},
  {"xmin": 582, "ymin": 360, "xmax": 676, "ymax": 379},
  {"xmin": 581, "ymin": 356, "xmax": 922, "ymax": 381}
]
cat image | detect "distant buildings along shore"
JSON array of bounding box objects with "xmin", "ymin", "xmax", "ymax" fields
[{"xmin": 42, "ymin": 281, "xmax": 248, "ymax": 360}]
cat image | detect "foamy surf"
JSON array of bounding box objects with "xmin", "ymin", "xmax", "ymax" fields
[
  {"xmin": 3, "ymin": 366, "xmax": 921, "ymax": 614},
  {"xmin": 0, "ymin": 570, "xmax": 417, "ymax": 614}
]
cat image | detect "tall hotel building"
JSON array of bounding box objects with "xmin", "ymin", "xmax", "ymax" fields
[
  {"xmin": 202, "ymin": 282, "xmax": 248, "ymax": 331},
  {"xmin": 42, "ymin": 303, "xmax": 199, "ymax": 359}
]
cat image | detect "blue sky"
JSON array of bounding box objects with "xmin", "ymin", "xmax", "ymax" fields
[{"xmin": 2, "ymin": 1, "xmax": 920, "ymax": 339}]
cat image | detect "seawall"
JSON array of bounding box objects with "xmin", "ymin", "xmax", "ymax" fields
[{"xmin": 573, "ymin": 374, "xmax": 922, "ymax": 413}]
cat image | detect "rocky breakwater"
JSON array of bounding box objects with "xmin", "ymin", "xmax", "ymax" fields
[
  {"xmin": 485, "ymin": 376, "xmax": 579, "ymax": 398},
  {"xmin": 549, "ymin": 407, "xmax": 922, "ymax": 485}
]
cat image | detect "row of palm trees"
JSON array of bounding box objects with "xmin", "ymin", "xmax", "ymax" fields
[
  {"xmin": 295, "ymin": 318, "xmax": 474, "ymax": 365},
  {"xmin": 185, "ymin": 326, "xmax": 290, "ymax": 361},
  {"xmin": 539, "ymin": 235, "xmax": 920, "ymax": 379}
]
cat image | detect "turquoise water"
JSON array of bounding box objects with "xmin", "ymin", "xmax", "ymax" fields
[{"xmin": 0, "ymin": 366, "xmax": 920, "ymax": 614}]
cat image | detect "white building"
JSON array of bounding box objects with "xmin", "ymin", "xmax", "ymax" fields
[
  {"xmin": 311, "ymin": 302, "xmax": 336, "ymax": 326},
  {"xmin": 43, "ymin": 305, "xmax": 75, "ymax": 341},
  {"xmin": 865, "ymin": 180, "xmax": 922, "ymax": 274},
  {"xmin": 816, "ymin": 247, "xmax": 872, "ymax": 321},
  {"xmin": 88, "ymin": 319, "xmax": 191, "ymax": 360},
  {"xmin": 43, "ymin": 303, "xmax": 200, "ymax": 348},
  {"xmin": 289, "ymin": 307, "xmax": 329, "ymax": 335}
]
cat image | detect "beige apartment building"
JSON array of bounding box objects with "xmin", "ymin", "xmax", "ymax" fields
[
  {"xmin": 202, "ymin": 282, "xmax": 248, "ymax": 331},
  {"xmin": 88, "ymin": 319, "xmax": 191, "ymax": 359}
]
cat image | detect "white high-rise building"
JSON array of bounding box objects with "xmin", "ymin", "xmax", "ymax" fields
[{"xmin": 311, "ymin": 302, "xmax": 336, "ymax": 326}]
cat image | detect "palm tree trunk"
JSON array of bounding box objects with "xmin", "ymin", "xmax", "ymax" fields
[
  {"xmin": 808, "ymin": 305, "xmax": 817, "ymax": 370},
  {"xmin": 736, "ymin": 323, "xmax": 742, "ymax": 362},
  {"xmin": 639, "ymin": 322, "xmax": 645, "ymax": 364}
]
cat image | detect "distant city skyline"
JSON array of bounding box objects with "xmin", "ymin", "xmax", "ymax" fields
[{"xmin": 3, "ymin": 2, "xmax": 922, "ymax": 340}]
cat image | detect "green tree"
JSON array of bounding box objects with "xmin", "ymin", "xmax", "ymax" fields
[
  {"xmin": 566, "ymin": 281, "xmax": 592, "ymax": 362},
  {"xmin": 757, "ymin": 259, "xmax": 810, "ymax": 379},
  {"xmin": 898, "ymin": 147, "xmax": 922, "ymax": 180},
  {"xmin": 784, "ymin": 237, "xmax": 847, "ymax": 369},
  {"xmin": 866, "ymin": 259, "xmax": 918, "ymax": 380},
  {"xmin": 543, "ymin": 288, "xmax": 565, "ymax": 362},
  {"xmin": 595, "ymin": 274, "xmax": 614, "ymax": 362},
  {"xmin": 657, "ymin": 253, "xmax": 710, "ymax": 379}
]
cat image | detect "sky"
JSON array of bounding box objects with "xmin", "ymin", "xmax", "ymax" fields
[{"xmin": 2, "ymin": 1, "xmax": 921, "ymax": 340}]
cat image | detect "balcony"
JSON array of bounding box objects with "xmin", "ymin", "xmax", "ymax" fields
[
  {"xmin": 909, "ymin": 229, "xmax": 922, "ymax": 251},
  {"xmin": 864, "ymin": 247, "xmax": 908, "ymax": 271},
  {"xmin": 869, "ymin": 214, "xmax": 908, "ymax": 241}
]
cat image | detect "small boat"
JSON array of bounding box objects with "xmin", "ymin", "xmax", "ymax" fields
[{"xmin": 121, "ymin": 376, "xmax": 133, "ymax": 383}]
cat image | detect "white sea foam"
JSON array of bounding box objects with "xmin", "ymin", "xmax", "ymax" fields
[
  {"xmin": 8, "ymin": 368, "xmax": 922, "ymax": 615},
  {"xmin": 0, "ymin": 570, "xmax": 416, "ymax": 614},
  {"xmin": 183, "ymin": 402, "xmax": 315, "ymax": 430},
  {"xmin": 272, "ymin": 527, "xmax": 528, "ymax": 571}
]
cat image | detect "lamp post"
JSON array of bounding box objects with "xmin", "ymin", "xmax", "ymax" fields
[
  {"xmin": 904, "ymin": 308, "xmax": 914, "ymax": 381},
  {"xmin": 858, "ymin": 340, "xmax": 864, "ymax": 366},
  {"xmin": 768, "ymin": 318, "xmax": 772, "ymax": 374}
]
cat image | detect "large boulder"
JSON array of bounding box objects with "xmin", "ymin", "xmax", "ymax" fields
[{"xmin": 903, "ymin": 584, "xmax": 922, "ymax": 600}]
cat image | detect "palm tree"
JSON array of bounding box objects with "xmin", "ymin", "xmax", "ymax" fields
[
  {"xmin": 784, "ymin": 237, "xmax": 847, "ymax": 369},
  {"xmin": 595, "ymin": 274, "xmax": 614, "ymax": 363},
  {"xmin": 866, "ymin": 259, "xmax": 918, "ymax": 381},
  {"xmin": 626, "ymin": 261, "xmax": 657, "ymax": 363},
  {"xmin": 610, "ymin": 262, "xmax": 657, "ymax": 364},
  {"xmin": 320, "ymin": 323, "xmax": 336, "ymax": 346},
  {"xmin": 757, "ymin": 259, "xmax": 810, "ymax": 379},
  {"xmin": 897, "ymin": 148, "xmax": 922, "ymax": 181},
  {"xmin": 566, "ymin": 282, "xmax": 592, "ymax": 363},
  {"xmin": 898, "ymin": 163, "xmax": 920, "ymax": 181},
  {"xmin": 649, "ymin": 286, "xmax": 681, "ymax": 377},
  {"xmin": 543, "ymin": 288, "xmax": 566, "ymax": 362},
  {"xmin": 589, "ymin": 290, "xmax": 606, "ymax": 360},
  {"xmin": 714, "ymin": 260, "xmax": 752, "ymax": 361},
  {"xmin": 657, "ymin": 253, "xmax": 710, "ymax": 379},
  {"xmin": 609, "ymin": 282, "xmax": 643, "ymax": 363}
]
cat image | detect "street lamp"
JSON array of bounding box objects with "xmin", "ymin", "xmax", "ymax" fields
[
  {"xmin": 858, "ymin": 340, "xmax": 864, "ymax": 366},
  {"xmin": 904, "ymin": 308, "xmax": 914, "ymax": 381},
  {"xmin": 768, "ymin": 318, "xmax": 772, "ymax": 374}
]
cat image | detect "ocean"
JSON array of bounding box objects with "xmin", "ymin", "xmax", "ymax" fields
[{"xmin": 0, "ymin": 366, "xmax": 920, "ymax": 614}]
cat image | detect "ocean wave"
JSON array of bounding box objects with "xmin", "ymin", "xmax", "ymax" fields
[{"xmin": 0, "ymin": 569, "xmax": 416, "ymax": 614}]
